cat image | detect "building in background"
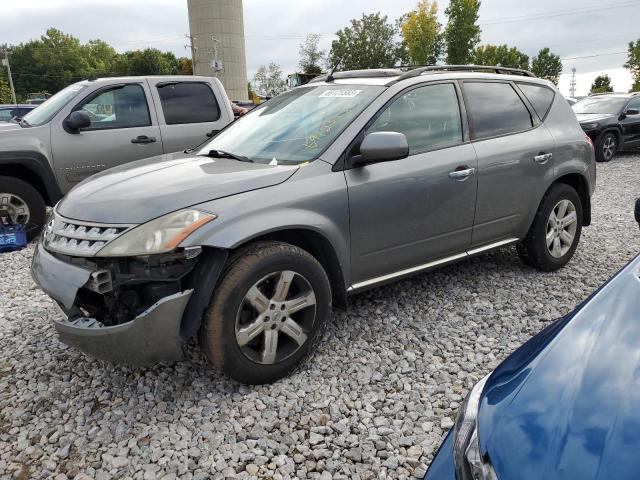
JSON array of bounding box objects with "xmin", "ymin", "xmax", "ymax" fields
[{"xmin": 187, "ymin": 0, "xmax": 248, "ymax": 101}]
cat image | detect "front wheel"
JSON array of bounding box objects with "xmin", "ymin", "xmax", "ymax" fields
[
  {"xmin": 517, "ymin": 183, "xmax": 583, "ymax": 271},
  {"xmin": 596, "ymin": 132, "xmax": 617, "ymax": 162},
  {"xmin": 200, "ymin": 241, "xmax": 331, "ymax": 384},
  {"xmin": 0, "ymin": 176, "xmax": 46, "ymax": 241}
]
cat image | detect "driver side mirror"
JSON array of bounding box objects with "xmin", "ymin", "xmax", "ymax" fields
[
  {"xmin": 64, "ymin": 111, "xmax": 91, "ymax": 133},
  {"xmin": 353, "ymin": 131, "xmax": 409, "ymax": 167},
  {"xmin": 635, "ymin": 198, "xmax": 640, "ymax": 228}
]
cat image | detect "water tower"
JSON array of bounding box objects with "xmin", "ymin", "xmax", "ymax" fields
[{"xmin": 187, "ymin": 0, "xmax": 248, "ymax": 101}]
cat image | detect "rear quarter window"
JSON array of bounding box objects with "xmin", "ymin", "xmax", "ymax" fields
[
  {"xmin": 157, "ymin": 82, "xmax": 221, "ymax": 125},
  {"xmin": 517, "ymin": 83, "xmax": 556, "ymax": 119},
  {"xmin": 463, "ymin": 81, "xmax": 533, "ymax": 140}
]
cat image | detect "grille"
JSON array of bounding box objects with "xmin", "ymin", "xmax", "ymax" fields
[{"xmin": 43, "ymin": 212, "xmax": 134, "ymax": 257}]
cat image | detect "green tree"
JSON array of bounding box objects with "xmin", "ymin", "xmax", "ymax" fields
[
  {"xmin": 115, "ymin": 48, "xmax": 179, "ymax": 76},
  {"xmin": 472, "ymin": 44, "xmax": 529, "ymax": 70},
  {"xmin": 531, "ymin": 47, "xmax": 563, "ymax": 84},
  {"xmin": 178, "ymin": 57, "xmax": 193, "ymax": 75},
  {"xmin": 252, "ymin": 62, "xmax": 286, "ymax": 97},
  {"xmin": 328, "ymin": 13, "xmax": 399, "ymax": 70},
  {"xmin": 590, "ymin": 74, "xmax": 613, "ymax": 94},
  {"xmin": 0, "ymin": 77, "xmax": 12, "ymax": 103},
  {"xmin": 400, "ymin": 0, "xmax": 443, "ymax": 65},
  {"xmin": 624, "ymin": 39, "xmax": 640, "ymax": 92},
  {"xmin": 298, "ymin": 34, "xmax": 325, "ymax": 75},
  {"xmin": 444, "ymin": 0, "xmax": 481, "ymax": 64}
]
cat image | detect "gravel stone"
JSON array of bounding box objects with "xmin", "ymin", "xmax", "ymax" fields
[{"xmin": 1, "ymin": 156, "xmax": 639, "ymax": 479}]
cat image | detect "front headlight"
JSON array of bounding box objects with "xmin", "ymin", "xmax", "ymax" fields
[
  {"xmin": 453, "ymin": 375, "xmax": 498, "ymax": 480},
  {"xmin": 580, "ymin": 122, "xmax": 599, "ymax": 130},
  {"xmin": 97, "ymin": 209, "xmax": 216, "ymax": 257}
]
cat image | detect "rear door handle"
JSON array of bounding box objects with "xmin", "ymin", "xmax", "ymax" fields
[
  {"xmin": 448, "ymin": 167, "xmax": 476, "ymax": 180},
  {"xmin": 131, "ymin": 135, "xmax": 156, "ymax": 144},
  {"xmin": 534, "ymin": 152, "xmax": 553, "ymax": 164}
]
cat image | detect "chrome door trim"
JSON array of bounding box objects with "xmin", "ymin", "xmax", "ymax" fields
[{"xmin": 348, "ymin": 238, "xmax": 519, "ymax": 292}]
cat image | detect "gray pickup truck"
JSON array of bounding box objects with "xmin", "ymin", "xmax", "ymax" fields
[{"xmin": 0, "ymin": 76, "xmax": 234, "ymax": 237}]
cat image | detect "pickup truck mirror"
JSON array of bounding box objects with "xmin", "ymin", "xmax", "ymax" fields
[
  {"xmin": 354, "ymin": 131, "xmax": 409, "ymax": 166},
  {"xmin": 64, "ymin": 111, "xmax": 91, "ymax": 133},
  {"xmin": 635, "ymin": 198, "xmax": 640, "ymax": 228},
  {"xmin": 625, "ymin": 108, "xmax": 639, "ymax": 116}
]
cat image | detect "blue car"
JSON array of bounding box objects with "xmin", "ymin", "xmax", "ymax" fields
[{"xmin": 426, "ymin": 200, "xmax": 640, "ymax": 480}]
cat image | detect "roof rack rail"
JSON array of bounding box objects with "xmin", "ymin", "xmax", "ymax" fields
[
  {"xmin": 392, "ymin": 64, "xmax": 536, "ymax": 83},
  {"xmin": 308, "ymin": 68, "xmax": 404, "ymax": 84}
]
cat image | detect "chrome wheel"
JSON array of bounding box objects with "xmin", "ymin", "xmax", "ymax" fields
[
  {"xmin": 546, "ymin": 199, "xmax": 577, "ymax": 258},
  {"xmin": 602, "ymin": 135, "xmax": 616, "ymax": 160},
  {"xmin": 0, "ymin": 192, "xmax": 30, "ymax": 224},
  {"xmin": 235, "ymin": 270, "xmax": 316, "ymax": 365}
]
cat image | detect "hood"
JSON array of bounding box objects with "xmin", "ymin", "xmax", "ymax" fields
[
  {"xmin": 477, "ymin": 254, "xmax": 640, "ymax": 480},
  {"xmin": 575, "ymin": 113, "xmax": 616, "ymax": 124},
  {"xmin": 57, "ymin": 152, "xmax": 299, "ymax": 223}
]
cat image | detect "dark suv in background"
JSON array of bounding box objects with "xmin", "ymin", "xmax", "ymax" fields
[{"xmin": 573, "ymin": 92, "xmax": 640, "ymax": 162}]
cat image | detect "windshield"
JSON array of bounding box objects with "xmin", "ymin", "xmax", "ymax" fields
[
  {"xmin": 21, "ymin": 83, "xmax": 88, "ymax": 126},
  {"xmin": 198, "ymin": 84, "xmax": 385, "ymax": 164},
  {"xmin": 572, "ymin": 97, "xmax": 628, "ymax": 115}
]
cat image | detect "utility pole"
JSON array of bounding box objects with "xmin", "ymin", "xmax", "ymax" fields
[
  {"xmin": 208, "ymin": 35, "xmax": 223, "ymax": 77},
  {"xmin": 569, "ymin": 67, "xmax": 577, "ymax": 98},
  {"xmin": 185, "ymin": 34, "xmax": 197, "ymax": 75},
  {"xmin": 1, "ymin": 49, "xmax": 17, "ymax": 104}
]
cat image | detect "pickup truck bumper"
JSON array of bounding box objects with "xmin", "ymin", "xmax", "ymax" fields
[{"xmin": 31, "ymin": 243, "xmax": 193, "ymax": 366}]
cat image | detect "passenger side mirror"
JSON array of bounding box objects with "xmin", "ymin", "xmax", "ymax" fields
[
  {"xmin": 625, "ymin": 108, "xmax": 639, "ymax": 116},
  {"xmin": 354, "ymin": 131, "xmax": 409, "ymax": 166},
  {"xmin": 635, "ymin": 198, "xmax": 640, "ymax": 228},
  {"xmin": 64, "ymin": 111, "xmax": 91, "ymax": 133}
]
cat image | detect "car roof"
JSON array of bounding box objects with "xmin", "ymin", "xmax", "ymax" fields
[
  {"xmin": 587, "ymin": 92, "xmax": 638, "ymax": 99},
  {"xmin": 82, "ymin": 75, "xmax": 215, "ymax": 85},
  {"xmin": 308, "ymin": 65, "xmax": 552, "ymax": 88},
  {"xmin": 0, "ymin": 104, "xmax": 36, "ymax": 108}
]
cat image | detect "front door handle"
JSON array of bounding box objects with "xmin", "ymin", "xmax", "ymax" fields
[
  {"xmin": 131, "ymin": 135, "xmax": 156, "ymax": 144},
  {"xmin": 534, "ymin": 152, "xmax": 553, "ymax": 164},
  {"xmin": 449, "ymin": 167, "xmax": 476, "ymax": 180}
]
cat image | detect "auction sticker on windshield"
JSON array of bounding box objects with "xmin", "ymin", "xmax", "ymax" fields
[{"xmin": 319, "ymin": 89, "xmax": 362, "ymax": 98}]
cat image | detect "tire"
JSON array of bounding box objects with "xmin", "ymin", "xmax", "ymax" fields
[
  {"xmin": 517, "ymin": 183, "xmax": 583, "ymax": 272},
  {"xmin": 0, "ymin": 176, "xmax": 46, "ymax": 241},
  {"xmin": 595, "ymin": 132, "xmax": 617, "ymax": 162},
  {"xmin": 200, "ymin": 241, "xmax": 331, "ymax": 384}
]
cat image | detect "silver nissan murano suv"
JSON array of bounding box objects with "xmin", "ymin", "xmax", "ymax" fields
[{"xmin": 31, "ymin": 65, "xmax": 596, "ymax": 384}]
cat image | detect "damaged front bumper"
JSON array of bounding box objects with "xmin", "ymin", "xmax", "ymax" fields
[{"xmin": 31, "ymin": 243, "xmax": 200, "ymax": 366}]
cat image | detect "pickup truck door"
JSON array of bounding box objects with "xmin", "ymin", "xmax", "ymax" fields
[
  {"xmin": 620, "ymin": 97, "xmax": 640, "ymax": 147},
  {"xmin": 51, "ymin": 81, "xmax": 163, "ymax": 192},
  {"xmin": 148, "ymin": 78, "xmax": 234, "ymax": 153}
]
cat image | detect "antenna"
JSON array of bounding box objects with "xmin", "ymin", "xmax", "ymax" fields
[{"xmin": 326, "ymin": 58, "xmax": 342, "ymax": 83}]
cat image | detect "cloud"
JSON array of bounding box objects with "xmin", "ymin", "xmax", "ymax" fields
[{"xmin": 1, "ymin": 0, "xmax": 638, "ymax": 96}]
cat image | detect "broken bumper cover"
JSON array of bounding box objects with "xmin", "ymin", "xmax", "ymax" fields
[{"xmin": 31, "ymin": 243, "xmax": 193, "ymax": 366}]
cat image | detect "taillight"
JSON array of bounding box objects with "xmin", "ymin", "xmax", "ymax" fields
[{"xmin": 584, "ymin": 132, "xmax": 594, "ymax": 149}]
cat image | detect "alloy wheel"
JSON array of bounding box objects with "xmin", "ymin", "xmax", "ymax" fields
[
  {"xmin": 546, "ymin": 199, "xmax": 578, "ymax": 258},
  {"xmin": 235, "ymin": 270, "xmax": 316, "ymax": 365},
  {"xmin": 602, "ymin": 136, "xmax": 616, "ymax": 160},
  {"xmin": 0, "ymin": 193, "xmax": 30, "ymax": 224}
]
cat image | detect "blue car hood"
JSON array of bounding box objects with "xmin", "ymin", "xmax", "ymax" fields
[{"xmin": 478, "ymin": 254, "xmax": 640, "ymax": 480}]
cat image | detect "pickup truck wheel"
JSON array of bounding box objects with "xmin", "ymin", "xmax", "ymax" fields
[
  {"xmin": 200, "ymin": 241, "xmax": 331, "ymax": 384},
  {"xmin": 595, "ymin": 132, "xmax": 617, "ymax": 162},
  {"xmin": 517, "ymin": 183, "xmax": 583, "ymax": 271},
  {"xmin": 0, "ymin": 176, "xmax": 46, "ymax": 240}
]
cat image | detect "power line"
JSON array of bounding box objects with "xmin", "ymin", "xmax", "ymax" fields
[{"xmin": 561, "ymin": 51, "xmax": 628, "ymax": 60}]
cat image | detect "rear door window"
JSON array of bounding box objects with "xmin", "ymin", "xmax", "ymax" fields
[
  {"xmin": 463, "ymin": 82, "xmax": 533, "ymax": 140},
  {"xmin": 517, "ymin": 83, "xmax": 555, "ymax": 119},
  {"xmin": 157, "ymin": 82, "xmax": 220, "ymax": 125}
]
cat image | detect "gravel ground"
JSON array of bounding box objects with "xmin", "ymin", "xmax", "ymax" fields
[{"xmin": 1, "ymin": 153, "xmax": 639, "ymax": 480}]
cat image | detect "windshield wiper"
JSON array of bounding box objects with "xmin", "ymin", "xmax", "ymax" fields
[{"xmin": 204, "ymin": 149, "xmax": 253, "ymax": 162}]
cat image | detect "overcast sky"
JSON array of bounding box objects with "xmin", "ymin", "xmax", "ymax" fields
[{"xmin": 2, "ymin": 0, "xmax": 639, "ymax": 96}]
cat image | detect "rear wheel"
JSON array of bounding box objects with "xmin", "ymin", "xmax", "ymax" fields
[
  {"xmin": 517, "ymin": 183, "xmax": 583, "ymax": 271},
  {"xmin": 200, "ymin": 241, "xmax": 331, "ymax": 384},
  {"xmin": 0, "ymin": 176, "xmax": 46, "ymax": 240},
  {"xmin": 596, "ymin": 132, "xmax": 617, "ymax": 162}
]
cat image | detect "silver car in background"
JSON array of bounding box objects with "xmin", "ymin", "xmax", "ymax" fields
[{"xmin": 31, "ymin": 66, "xmax": 595, "ymax": 384}]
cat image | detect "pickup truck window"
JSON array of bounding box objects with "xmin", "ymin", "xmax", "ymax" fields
[
  {"xmin": 21, "ymin": 83, "xmax": 88, "ymax": 127},
  {"xmin": 77, "ymin": 84, "xmax": 151, "ymax": 130},
  {"xmin": 199, "ymin": 84, "xmax": 385, "ymax": 164},
  {"xmin": 157, "ymin": 82, "xmax": 221, "ymax": 125}
]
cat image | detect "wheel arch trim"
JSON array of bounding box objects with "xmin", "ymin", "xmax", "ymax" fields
[{"xmin": 0, "ymin": 151, "xmax": 62, "ymax": 206}]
